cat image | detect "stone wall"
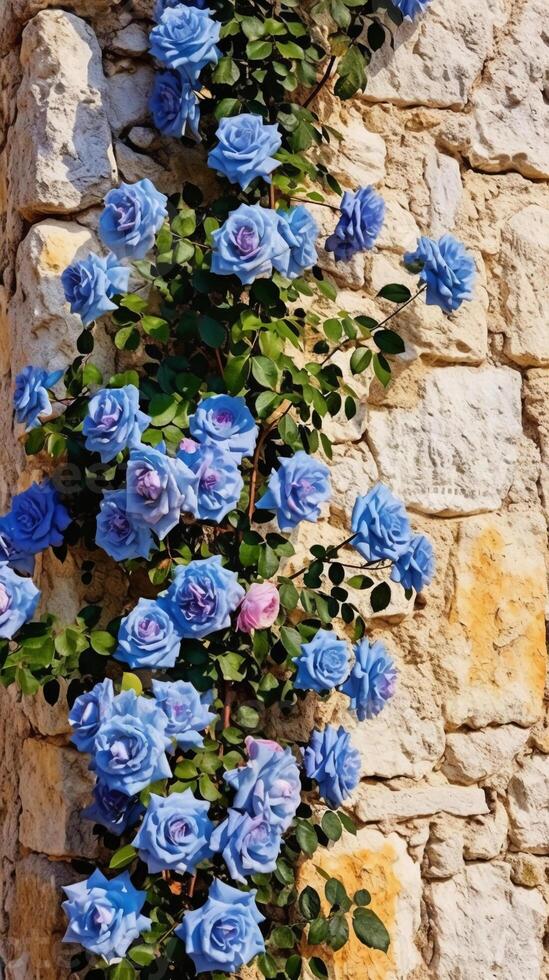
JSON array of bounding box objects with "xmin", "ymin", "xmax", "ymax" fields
[{"xmin": 0, "ymin": 1, "xmax": 547, "ymax": 978}]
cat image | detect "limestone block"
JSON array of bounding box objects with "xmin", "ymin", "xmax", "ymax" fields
[
  {"xmin": 439, "ymin": 513, "xmax": 547, "ymax": 728},
  {"xmin": 353, "ymin": 781, "xmax": 488, "ymax": 824},
  {"xmin": 508, "ymin": 853, "xmax": 548, "ymax": 889},
  {"xmin": 507, "ymin": 755, "xmax": 549, "ymax": 854},
  {"xmin": 20, "ymin": 680, "xmax": 72, "ymax": 738},
  {"xmin": 363, "ymin": 0, "xmax": 505, "ymax": 109},
  {"xmin": 376, "ymin": 197, "xmax": 420, "ymax": 254},
  {"xmin": 424, "ymin": 816, "xmax": 464, "ymax": 879},
  {"xmin": 369, "ymin": 254, "xmax": 488, "ymax": 365},
  {"xmin": 442, "ymin": 726, "xmax": 530, "ymax": 785},
  {"xmin": 523, "ymin": 370, "xmax": 549, "ymax": 519},
  {"xmin": 9, "ymin": 220, "xmax": 113, "ymax": 377},
  {"xmin": 19, "ymin": 739, "xmax": 97, "ymax": 858},
  {"xmin": 500, "ymin": 206, "xmax": 549, "ymax": 367},
  {"xmin": 4, "ymin": 853, "xmax": 75, "ymax": 980},
  {"xmin": 9, "ymin": 10, "xmax": 116, "ymax": 218},
  {"xmin": 107, "ymin": 65, "xmax": 155, "ymax": 135},
  {"xmin": 110, "ymin": 24, "xmax": 149, "ymax": 56},
  {"xmin": 329, "ymin": 443, "xmax": 378, "ymax": 517},
  {"xmin": 428, "ymin": 863, "xmax": 546, "ymax": 980},
  {"xmin": 0, "ymin": 687, "xmax": 30, "ymax": 938},
  {"xmin": 367, "ymin": 366, "xmax": 521, "ymax": 514},
  {"xmin": 458, "ymin": 0, "xmax": 549, "ymax": 180},
  {"xmin": 463, "ymin": 802, "xmax": 509, "ymax": 861},
  {"xmin": 317, "ymin": 105, "xmax": 386, "ymax": 189},
  {"xmin": 298, "ymin": 827, "xmax": 422, "ymax": 979},
  {"xmin": 424, "ymin": 148, "xmax": 463, "ymax": 236}
]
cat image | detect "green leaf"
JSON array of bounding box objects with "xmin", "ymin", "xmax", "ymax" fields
[
  {"xmin": 141, "ymin": 315, "xmax": 169, "ymax": 343},
  {"xmin": 352, "ymin": 908, "xmax": 390, "ymax": 952},
  {"xmin": 258, "ymin": 953, "xmax": 278, "ymax": 979},
  {"xmin": 370, "ymin": 581, "xmax": 391, "ymax": 612},
  {"xmin": 109, "ymin": 844, "xmax": 137, "ymax": 870},
  {"xmin": 347, "ymin": 574, "xmax": 374, "ymax": 590},
  {"xmin": 270, "ymin": 925, "xmax": 295, "ymax": 949},
  {"xmin": 327, "ymin": 912, "xmax": 349, "ymax": 952},
  {"xmin": 121, "ymin": 672, "xmax": 143, "ymax": 696},
  {"xmin": 286, "ymin": 954, "xmax": 302, "ymax": 980},
  {"xmin": 212, "ymin": 56, "xmax": 240, "ymax": 84},
  {"xmin": 321, "ymin": 810, "xmax": 342, "ymax": 841},
  {"xmin": 90, "ymin": 630, "xmax": 117, "ymax": 655},
  {"xmin": 339, "ymin": 811, "xmax": 357, "ymax": 835},
  {"xmin": 354, "ymin": 888, "xmax": 371, "ymax": 906},
  {"xmin": 350, "ymin": 348, "xmax": 372, "ymax": 374},
  {"xmin": 299, "ymin": 886, "xmax": 321, "ymax": 921},
  {"xmin": 324, "ymin": 318, "xmax": 342, "ymax": 342},
  {"xmin": 372, "ymin": 352, "xmax": 391, "ymax": 387},
  {"xmin": 110, "ymin": 962, "xmax": 136, "ymax": 980},
  {"xmin": 115, "ymin": 326, "xmax": 140, "ymax": 350},
  {"xmin": 16, "ymin": 667, "xmax": 40, "ymax": 696},
  {"xmin": 377, "ymin": 283, "xmax": 412, "ymax": 303},
  {"xmin": 82, "ymin": 363, "xmax": 102, "ymax": 387},
  {"xmin": 367, "ymin": 20, "xmax": 386, "ymax": 51},
  {"xmin": 279, "ymin": 579, "xmax": 299, "ymax": 610},
  {"xmin": 276, "ymin": 40, "xmax": 305, "ymax": 59},
  {"xmin": 218, "ymin": 652, "xmax": 245, "ymax": 681},
  {"xmin": 198, "ymin": 774, "xmax": 222, "ymax": 801},
  {"xmin": 325, "ymin": 877, "xmax": 351, "ymax": 911},
  {"xmin": 25, "ymin": 426, "xmax": 46, "ymax": 455},
  {"xmin": 278, "ymin": 414, "xmax": 300, "ymax": 448},
  {"xmin": 334, "ymin": 45, "xmax": 367, "ymax": 100},
  {"xmin": 149, "ymin": 393, "xmax": 179, "ymax": 426},
  {"xmin": 280, "ymin": 626, "xmax": 302, "ymax": 658},
  {"xmin": 235, "ymin": 705, "xmax": 260, "ymax": 729},
  {"xmin": 247, "ymin": 39, "xmax": 273, "ymax": 59},
  {"xmin": 171, "ymin": 208, "xmax": 196, "ymax": 238},
  {"xmin": 214, "ymin": 98, "xmax": 241, "ymax": 120},
  {"xmin": 258, "ymin": 544, "xmax": 279, "ymax": 578},
  {"xmin": 374, "ymin": 329, "xmax": 405, "ymax": 354},
  {"xmin": 308, "ymin": 917, "xmax": 328, "ymax": 944},
  {"xmin": 308, "ymin": 956, "xmax": 328, "ymax": 979},
  {"xmin": 296, "ymin": 819, "xmax": 318, "ymax": 856},
  {"xmin": 252, "ymin": 356, "xmax": 278, "ymax": 389},
  {"xmin": 128, "ymin": 944, "xmax": 157, "ymax": 967},
  {"xmin": 199, "ymin": 315, "xmax": 225, "ymax": 348}
]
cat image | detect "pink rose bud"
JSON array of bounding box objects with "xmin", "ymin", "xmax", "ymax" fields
[{"xmin": 236, "ymin": 582, "xmax": 280, "ymax": 633}]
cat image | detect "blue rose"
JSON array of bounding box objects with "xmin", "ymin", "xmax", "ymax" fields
[
  {"xmin": 163, "ymin": 556, "xmax": 244, "ymax": 638},
  {"xmin": 391, "ymin": 533, "xmax": 435, "ymax": 592},
  {"xmin": 99, "ymin": 179, "xmax": 168, "ymax": 260},
  {"xmin": 114, "ymin": 599, "xmax": 182, "ymax": 670},
  {"xmin": 340, "ymin": 639, "xmax": 397, "ymax": 721},
  {"xmin": 325, "ymin": 186, "xmax": 385, "ymax": 262},
  {"xmin": 224, "ymin": 736, "xmax": 301, "ymax": 831},
  {"xmin": 96, "ymin": 490, "xmax": 153, "ymax": 562},
  {"xmin": 150, "ymin": 70, "xmax": 200, "ymax": 139},
  {"xmin": 14, "ymin": 365, "xmax": 64, "ymax": 431},
  {"xmin": 69, "ymin": 679, "xmax": 114, "ymax": 753},
  {"xmin": 152, "ymin": 679, "xmax": 216, "ymax": 749},
  {"xmin": 211, "ymin": 204, "xmax": 290, "ymax": 285},
  {"xmin": 177, "ymin": 879, "xmax": 265, "ymax": 974},
  {"xmin": 177, "ymin": 443, "xmax": 243, "ymax": 523},
  {"xmin": 126, "ymin": 445, "xmax": 197, "ymax": 540},
  {"xmin": 149, "ymin": 6, "xmax": 221, "ymax": 82},
  {"xmin": 189, "ymin": 394, "xmax": 258, "ymax": 460},
  {"xmin": 83, "ymin": 385, "xmax": 150, "ymax": 464},
  {"xmin": 7, "ymin": 481, "xmax": 71, "ymax": 555},
  {"xmin": 154, "ymin": 0, "xmax": 209, "ymax": 21},
  {"xmin": 256, "ymin": 450, "xmax": 331, "ymax": 531},
  {"xmin": 208, "ymin": 114, "xmax": 282, "ymax": 189},
  {"xmin": 91, "ymin": 689, "xmax": 172, "ymax": 796},
  {"xmin": 61, "ymin": 252, "xmax": 129, "ymax": 326},
  {"xmin": 83, "ymin": 782, "xmax": 143, "ymax": 836},
  {"xmin": 211, "ymin": 808, "xmax": 283, "ymax": 884},
  {"xmin": 276, "ymin": 206, "xmax": 319, "ymax": 279},
  {"xmin": 393, "ymin": 0, "xmax": 432, "ymax": 20},
  {"xmin": 133, "ymin": 789, "xmax": 213, "ymax": 873},
  {"xmin": 302, "ymin": 725, "xmax": 361, "ymax": 808},
  {"xmin": 404, "ymin": 234, "xmax": 476, "ymax": 312},
  {"xmin": 351, "ymin": 483, "xmax": 411, "ymax": 562},
  {"xmin": 0, "ymin": 517, "xmax": 35, "ymax": 576},
  {"xmin": 294, "ymin": 629, "xmax": 351, "ymax": 693},
  {"xmin": 62, "ymin": 869, "xmax": 150, "ymax": 963},
  {"xmin": 0, "ymin": 564, "xmax": 40, "ymax": 639}
]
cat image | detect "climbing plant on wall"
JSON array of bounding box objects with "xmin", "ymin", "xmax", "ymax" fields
[{"xmin": 0, "ymin": 0, "xmax": 476, "ymax": 977}]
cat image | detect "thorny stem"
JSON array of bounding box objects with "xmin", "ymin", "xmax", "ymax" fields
[
  {"xmin": 247, "ymin": 421, "xmax": 276, "ymax": 519},
  {"xmin": 302, "ymin": 55, "xmax": 337, "ymax": 109}
]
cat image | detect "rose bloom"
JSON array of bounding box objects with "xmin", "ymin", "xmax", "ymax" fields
[{"xmin": 236, "ymin": 582, "xmax": 279, "ymax": 633}]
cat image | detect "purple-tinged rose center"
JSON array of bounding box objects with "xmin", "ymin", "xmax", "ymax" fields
[
  {"xmin": 170, "ymin": 700, "xmax": 193, "ymax": 723},
  {"xmin": 0, "ymin": 583, "xmax": 11, "ymax": 614},
  {"xmin": 200, "ymin": 467, "xmax": 219, "ymax": 491},
  {"xmin": 136, "ymin": 466, "xmax": 163, "ymax": 500},
  {"xmin": 91, "ymin": 904, "xmax": 115, "ymax": 928},
  {"xmin": 110, "ymin": 512, "xmax": 131, "ymax": 536},
  {"xmin": 137, "ymin": 616, "xmax": 162, "ymax": 642},
  {"xmin": 180, "ymin": 578, "xmax": 216, "ymax": 623},
  {"xmin": 212, "ymin": 918, "xmax": 241, "ymax": 947},
  {"xmin": 109, "ymin": 735, "xmax": 138, "ymax": 764},
  {"xmin": 167, "ymin": 815, "xmax": 194, "ymax": 845},
  {"xmin": 213, "ymin": 409, "xmax": 234, "ymax": 429},
  {"xmin": 114, "ymin": 199, "xmax": 140, "ymax": 232},
  {"xmin": 234, "ymin": 224, "xmax": 259, "ymax": 256}
]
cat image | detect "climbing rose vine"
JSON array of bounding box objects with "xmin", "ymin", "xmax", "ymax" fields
[{"xmin": 0, "ymin": 1, "xmax": 476, "ymax": 977}]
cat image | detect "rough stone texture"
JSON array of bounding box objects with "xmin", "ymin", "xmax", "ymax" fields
[
  {"xmin": 507, "ymin": 755, "xmax": 549, "ymax": 854},
  {"xmin": 9, "ymin": 11, "xmax": 116, "ymax": 218},
  {"xmin": 368, "ymin": 367, "xmax": 522, "ymax": 514},
  {"xmin": 1, "ymin": 1, "xmax": 548, "ymax": 977},
  {"xmin": 427, "ymin": 863, "xmax": 547, "ymax": 980}
]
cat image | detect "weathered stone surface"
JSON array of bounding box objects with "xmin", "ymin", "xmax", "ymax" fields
[
  {"xmin": 353, "ymin": 781, "xmax": 488, "ymax": 824},
  {"xmin": 424, "ymin": 816, "xmax": 464, "ymax": 879},
  {"xmin": 9, "ymin": 11, "xmax": 116, "ymax": 218},
  {"xmin": 298, "ymin": 827, "xmax": 422, "ymax": 979},
  {"xmin": 370, "ymin": 252, "xmax": 488, "ymax": 365},
  {"xmin": 19, "ymin": 740, "xmax": 97, "ymax": 858},
  {"xmin": 463, "ymin": 801, "xmax": 509, "ymax": 861},
  {"xmin": 318, "ymin": 104, "xmax": 386, "ymax": 189},
  {"xmin": 507, "ymin": 755, "xmax": 549, "ymax": 854},
  {"xmin": 0, "ymin": 687, "xmax": 29, "ymax": 940},
  {"xmin": 110, "ymin": 24, "xmax": 149, "ymax": 56},
  {"xmin": 368, "ymin": 366, "xmax": 521, "ymax": 514},
  {"xmin": 439, "ymin": 513, "xmax": 547, "ymax": 729},
  {"xmin": 523, "ymin": 370, "xmax": 549, "ymax": 519},
  {"xmin": 442, "ymin": 726, "xmax": 530, "ymax": 785},
  {"xmin": 107, "ymin": 65, "xmax": 155, "ymax": 134},
  {"xmin": 428, "ymin": 863, "xmax": 546, "ymax": 980},
  {"xmin": 20, "ymin": 681, "xmax": 72, "ymax": 738},
  {"xmin": 363, "ymin": 0, "xmax": 505, "ymax": 109},
  {"xmin": 329, "ymin": 443, "xmax": 378, "ymax": 516},
  {"xmin": 4, "ymin": 853, "xmax": 74, "ymax": 980},
  {"xmin": 500, "ymin": 206, "xmax": 549, "ymax": 367},
  {"xmin": 424, "ymin": 148, "xmax": 463, "ymax": 236}
]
